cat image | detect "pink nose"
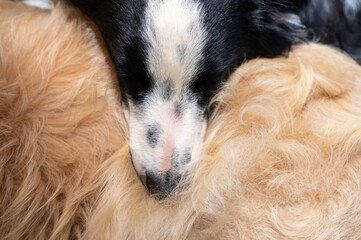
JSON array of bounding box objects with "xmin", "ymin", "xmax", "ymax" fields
[
  {"xmin": 158, "ymin": 137, "xmax": 173, "ymax": 172},
  {"xmin": 156, "ymin": 105, "xmax": 184, "ymax": 172},
  {"xmin": 159, "ymin": 154, "xmax": 172, "ymax": 172}
]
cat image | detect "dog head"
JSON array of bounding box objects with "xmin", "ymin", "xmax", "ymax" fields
[{"xmin": 69, "ymin": 0, "xmax": 304, "ymax": 198}]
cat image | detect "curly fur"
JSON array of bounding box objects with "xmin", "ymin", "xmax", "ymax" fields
[
  {"xmin": 0, "ymin": 2, "xmax": 126, "ymax": 239},
  {"xmin": 1, "ymin": 2, "xmax": 361, "ymax": 239}
]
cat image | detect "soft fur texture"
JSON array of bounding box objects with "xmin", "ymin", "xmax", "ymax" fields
[
  {"xmin": 297, "ymin": 0, "xmax": 361, "ymax": 64},
  {"xmin": 1, "ymin": 2, "xmax": 361, "ymax": 239},
  {"xmin": 67, "ymin": 0, "xmax": 308, "ymax": 196},
  {"xmin": 66, "ymin": 0, "xmax": 361, "ymax": 197}
]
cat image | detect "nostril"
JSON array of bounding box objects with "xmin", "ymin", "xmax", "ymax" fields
[{"xmin": 145, "ymin": 171, "xmax": 179, "ymax": 199}]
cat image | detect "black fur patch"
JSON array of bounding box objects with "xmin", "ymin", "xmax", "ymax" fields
[
  {"xmin": 174, "ymin": 102, "xmax": 183, "ymax": 117},
  {"xmin": 181, "ymin": 151, "xmax": 192, "ymax": 164},
  {"xmin": 69, "ymin": 0, "xmax": 153, "ymax": 105},
  {"xmin": 296, "ymin": 0, "xmax": 361, "ymax": 64},
  {"xmin": 145, "ymin": 171, "xmax": 181, "ymax": 198},
  {"xmin": 171, "ymin": 149, "xmax": 180, "ymax": 168},
  {"xmin": 147, "ymin": 123, "xmax": 161, "ymax": 148},
  {"xmin": 188, "ymin": 0, "xmax": 306, "ymax": 106}
]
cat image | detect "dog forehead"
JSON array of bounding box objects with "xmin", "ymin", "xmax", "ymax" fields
[{"xmin": 143, "ymin": 0, "xmax": 206, "ymax": 86}]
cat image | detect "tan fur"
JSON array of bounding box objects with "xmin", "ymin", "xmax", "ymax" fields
[
  {"xmin": 1, "ymin": 2, "xmax": 361, "ymax": 239},
  {"xmin": 0, "ymin": 2, "xmax": 126, "ymax": 239}
]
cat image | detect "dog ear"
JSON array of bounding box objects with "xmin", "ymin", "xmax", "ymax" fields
[{"xmin": 242, "ymin": 0, "xmax": 306, "ymax": 59}]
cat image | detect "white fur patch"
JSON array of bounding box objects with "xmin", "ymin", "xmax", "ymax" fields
[
  {"xmin": 22, "ymin": 0, "xmax": 52, "ymax": 9},
  {"xmin": 344, "ymin": 0, "xmax": 361, "ymax": 17},
  {"xmin": 284, "ymin": 13, "xmax": 304, "ymax": 29},
  {"xmin": 128, "ymin": 0, "xmax": 208, "ymax": 189},
  {"xmin": 143, "ymin": 0, "xmax": 206, "ymax": 86}
]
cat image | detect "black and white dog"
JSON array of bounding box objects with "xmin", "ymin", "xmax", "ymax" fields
[{"xmin": 61, "ymin": 0, "xmax": 360, "ymax": 198}]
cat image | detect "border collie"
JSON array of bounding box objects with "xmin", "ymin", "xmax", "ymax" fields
[{"xmin": 23, "ymin": 0, "xmax": 361, "ymax": 198}]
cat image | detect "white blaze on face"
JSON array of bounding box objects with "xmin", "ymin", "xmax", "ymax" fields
[
  {"xmin": 126, "ymin": 0, "xmax": 208, "ymax": 181},
  {"xmin": 143, "ymin": 0, "xmax": 206, "ymax": 85}
]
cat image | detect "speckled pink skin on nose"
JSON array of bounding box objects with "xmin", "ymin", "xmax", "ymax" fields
[{"xmin": 158, "ymin": 105, "xmax": 184, "ymax": 172}]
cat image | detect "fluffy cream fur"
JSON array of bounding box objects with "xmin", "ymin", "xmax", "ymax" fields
[{"xmin": 1, "ymin": 2, "xmax": 361, "ymax": 239}]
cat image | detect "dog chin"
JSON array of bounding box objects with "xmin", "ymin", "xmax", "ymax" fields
[{"xmin": 126, "ymin": 95, "xmax": 207, "ymax": 198}]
